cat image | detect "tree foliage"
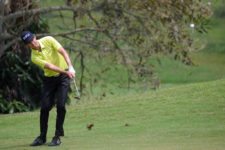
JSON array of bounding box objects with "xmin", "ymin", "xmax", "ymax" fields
[
  {"xmin": 0, "ymin": 0, "xmax": 212, "ymax": 112},
  {"xmin": 65, "ymin": 0, "xmax": 212, "ymax": 89},
  {"xmin": 70, "ymin": 0, "xmax": 211, "ymax": 63},
  {"xmin": 0, "ymin": 0, "xmax": 48, "ymax": 112}
]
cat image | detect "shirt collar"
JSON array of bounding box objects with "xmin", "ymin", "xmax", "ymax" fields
[
  {"xmin": 39, "ymin": 40, "xmax": 45, "ymax": 49},
  {"xmin": 31, "ymin": 40, "xmax": 45, "ymax": 52}
]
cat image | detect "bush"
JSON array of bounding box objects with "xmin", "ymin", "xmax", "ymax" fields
[{"xmin": 0, "ymin": 95, "xmax": 29, "ymax": 114}]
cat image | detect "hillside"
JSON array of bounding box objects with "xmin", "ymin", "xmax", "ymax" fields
[{"xmin": 0, "ymin": 79, "xmax": 225, "ymax": 150}]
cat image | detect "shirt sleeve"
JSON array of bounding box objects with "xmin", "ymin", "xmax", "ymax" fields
[
  {"xmin": 48, "ymin": 36, "xmax": 62, "ymax": 51},
  {"xmin": 31, "ymin": 55, "xmax": 47, "ymax": 69}
]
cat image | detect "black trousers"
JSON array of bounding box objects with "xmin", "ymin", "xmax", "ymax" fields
[{"xmin": 40, "ymin": 74, "xmax": 70, "ymax": 138}]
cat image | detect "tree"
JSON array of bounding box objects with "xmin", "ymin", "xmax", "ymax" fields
[
  {"xmin": 0, "ymin": 0, "xmax": 212, "ymax": 112},
  {"xmin": 0, "ymin": 0, "xmax": 49, "ymax": 113},
  {"xmin": 62, "ymin": 0, "xmax": 212, "ymax": 90}
]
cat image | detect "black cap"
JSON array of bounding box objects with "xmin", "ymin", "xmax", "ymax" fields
[{"xmin": 21, "ymin": 31, "xmax": 34, "ymax": 44}]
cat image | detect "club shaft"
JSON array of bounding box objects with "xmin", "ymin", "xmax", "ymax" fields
[{"xmin": 73, "ymin": 79, "xmax": 80, "ymax": 97}]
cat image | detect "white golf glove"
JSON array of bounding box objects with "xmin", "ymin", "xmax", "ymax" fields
[{"xmin": 69, "ymin": 65, "xmax": 76, "ymax": 73}]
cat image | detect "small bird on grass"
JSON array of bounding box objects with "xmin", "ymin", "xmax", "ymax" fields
[{"xmin": 87, "ymin": 123, "xmax": 94, "ymax": 130}]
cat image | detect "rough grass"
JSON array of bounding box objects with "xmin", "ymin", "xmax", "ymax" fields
[{"xmin": 1, "ymin": 79, "xmax": 225, "ymax": 150}]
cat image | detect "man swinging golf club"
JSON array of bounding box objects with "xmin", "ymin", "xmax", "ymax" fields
[{"xmin": 21, "ymin": 31, "xmax": 76, "ymax": 146}]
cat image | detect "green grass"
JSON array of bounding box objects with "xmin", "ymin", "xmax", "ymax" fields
[
  {"xmin": 1, "ymin": 79, "xmax": 225, "ymax": 150},
  {"xmin": 149, "ymin": 52, "xmax": 225, "ymax": 84}
]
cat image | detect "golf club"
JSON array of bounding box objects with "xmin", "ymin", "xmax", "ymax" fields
[{"xmin": 73, "ymin": 78, "xmax": 80, "ymax": 99}]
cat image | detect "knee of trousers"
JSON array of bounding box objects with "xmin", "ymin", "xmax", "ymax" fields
[{"xmin": 57, "ymin": 106, "xmax": 66, "ymax": 113}]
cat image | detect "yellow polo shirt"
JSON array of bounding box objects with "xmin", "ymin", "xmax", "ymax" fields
[{"xmin": 31, "ymin": 36, "xmax": 68, "ymax": 77}]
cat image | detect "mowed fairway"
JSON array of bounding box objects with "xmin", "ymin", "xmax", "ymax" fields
[{"xmin": 1, "ymin": 79, "xmax": 225, "ymax": 150}]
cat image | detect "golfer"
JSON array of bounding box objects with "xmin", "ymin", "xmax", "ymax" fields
[{"xmin": 21, "ymin": 31, "xmax": 75, "ymax": 146}]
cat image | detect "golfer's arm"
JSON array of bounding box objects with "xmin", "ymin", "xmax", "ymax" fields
[
  {"xmin": 44, "ymin": 63, "xmax": 67, "ymax": 74},
  {"xmin": 58, "ymin": 47, "xmax": 73, "ymax": 67}
]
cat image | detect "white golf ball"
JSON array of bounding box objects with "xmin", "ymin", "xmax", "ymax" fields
[{"xmin": 190, "ymin": 23, "xmax": 195, "ymax": 28}]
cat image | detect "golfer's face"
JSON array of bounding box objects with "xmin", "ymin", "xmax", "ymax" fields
[{"xmin": 27, "ymin": 37, "xmax": 39, "ymax": 50}]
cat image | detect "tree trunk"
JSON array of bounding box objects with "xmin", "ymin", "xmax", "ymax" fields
[{"xmin": 0, "ymin": 0, "xmax": 5, "ymax": 57}]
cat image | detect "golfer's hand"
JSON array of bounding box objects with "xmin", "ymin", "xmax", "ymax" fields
[
  {"xmin": 66, "ymin": 65, "xmax": 76, "ymax": 78},
  {"xmin": 65, "ymin": 71, "xmax": 75, "ymax": 79}
]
